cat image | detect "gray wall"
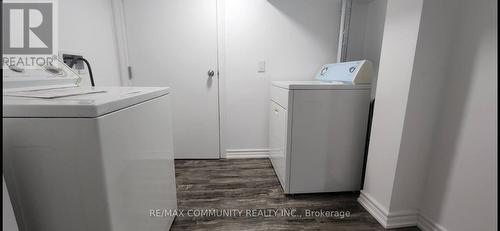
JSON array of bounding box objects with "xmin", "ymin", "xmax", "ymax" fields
[
  {"xmin": 360, "ymin": 0, "xmax": 497, "ymax": 230},
  {"xmin": 347, "ymin": 0, "xmax": 387, "ymax": 98},
  {"xmin": 59, "ymin": 0, "xmax": 122, "ymax": 86},
  {"xmin": 222, "ymin": 0, "xmax": 343, "ymax": 154},
  {"xmin": 418, "ymin": 0, "xmax": 497, "ymax": 230}
]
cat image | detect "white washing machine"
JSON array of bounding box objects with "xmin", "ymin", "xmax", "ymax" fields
[
  {"xmin": 269, "ymin": 60, "xmax": 372, "ymax": 194},
  {"xmin": 3, "ymin": 59, "xmax": 177, "ymax": 231}
]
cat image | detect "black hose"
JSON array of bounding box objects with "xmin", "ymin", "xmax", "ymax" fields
[{"xmin": 69, "ymin": 57, "xmax": 95, "ymax": 87}]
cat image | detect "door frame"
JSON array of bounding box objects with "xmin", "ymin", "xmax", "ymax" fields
[
  {"xmin": 110, "ymin": 0, "xmax": 227, "ymax": 158},
  {"xmin": 110, "ymin": 0, "xmax": 132, "ymax": 86}
]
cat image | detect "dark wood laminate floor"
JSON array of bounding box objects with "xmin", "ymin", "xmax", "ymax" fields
[{"xmin": 171, "ymin": 158, "xmax": 420, "ymax": 231}]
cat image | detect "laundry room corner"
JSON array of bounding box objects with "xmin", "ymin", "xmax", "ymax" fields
[{"xmin": 2, "ymin": 0, "xmax": 497, "ymax": 230}]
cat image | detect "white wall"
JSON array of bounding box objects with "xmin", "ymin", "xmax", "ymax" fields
[
  {"xmin": 347, "ymin": 0, "xmax": 387, "ymax": 98},
  {"xmin": 222, "ymin": 0, "xmax": 342, "ymax": 154},
  {"xmin": 359, "ymin": 0, "xmax": 497, "ymax": 230},
  {"xmin": 418, "ymin": 0, "xmax": 497, "ymax": 230},
  {"xmin": 59, "ymin": 0, "xmax": 122, "ymax": 86},
  {"xmin": 360, "ymin": 0, "xmax": 424, "ymax": 216},
  {"xmin": 388, "ymin": 0, "xmax": 460, "ymax": 214}
]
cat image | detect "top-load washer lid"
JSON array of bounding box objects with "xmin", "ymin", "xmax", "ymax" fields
[
  {"xmin": 271, "ymin": 81, "xmax": 371, "ymax": 90},
  {"xmin": 3, "ymin": 57, "xmax": 170, "ymax": 118},
  {"xmin": 3, "ymin": 87, "xmax": 170, "ymax": 118}
]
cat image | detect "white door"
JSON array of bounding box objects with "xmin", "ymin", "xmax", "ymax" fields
[{"xmin": 122, "ymin": 0, "xmax": 220, "ymax": 159}]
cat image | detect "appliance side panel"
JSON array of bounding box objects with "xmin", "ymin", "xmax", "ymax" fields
[
  {"xmin": 285, "ymin": 90, "xmax": 294, "ymax": 193},
  {"xmin": 270, "ymin": 86, "xmax": 290, "ymax": 109},
  {"xmin": 3, "ymin": 176, "xmax": 19, "ymax": 231},
  {"xmin": 268, "ymin": 101, "xmax": 288, "ymax": 191},
  {"xmin": 3, "ymin": 118, "xmax": 110, "ymax": 231},
  {"xmin": 269, "ymin": 86, "xmax": 292, "ymax": 193},
  {"xmin": 289, "ymin": 89, "xmax": 371, "ymax": 193},
  {"xmin": 96, "ymin": 95, "xmax": 177, "ymax": 231}
]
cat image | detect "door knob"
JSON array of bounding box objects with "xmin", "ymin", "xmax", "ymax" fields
[{"xmin": 208, "ymin": 70, "xmax": 215, "ymax": 78}]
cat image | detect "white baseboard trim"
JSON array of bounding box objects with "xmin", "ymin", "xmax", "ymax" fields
[
  {"xmin": 417, "ymin": 214, "xmax": 447, "ymax": 231},
  {"xmin": 225, "ymin": 149, "xmax": 269, "ymax": 159},
  {"xmin": 386, "ymin": 210, "xmax": 419, "ymax": 229},
  {"xmin": 358, "ymin": 191, "xmax": 391, "ymax": 227},
  {"xmin": 357, "ymin": 191, "xmax": 418, "ymax": 229}
]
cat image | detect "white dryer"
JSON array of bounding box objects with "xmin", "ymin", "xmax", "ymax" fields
[
  {"xmin": 3, "ymin": 59, "xmax": 177, "ymax": 231},
  {"xmin": 269, "ymin": 60, "xmax": 372, "ymax": 194}
]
